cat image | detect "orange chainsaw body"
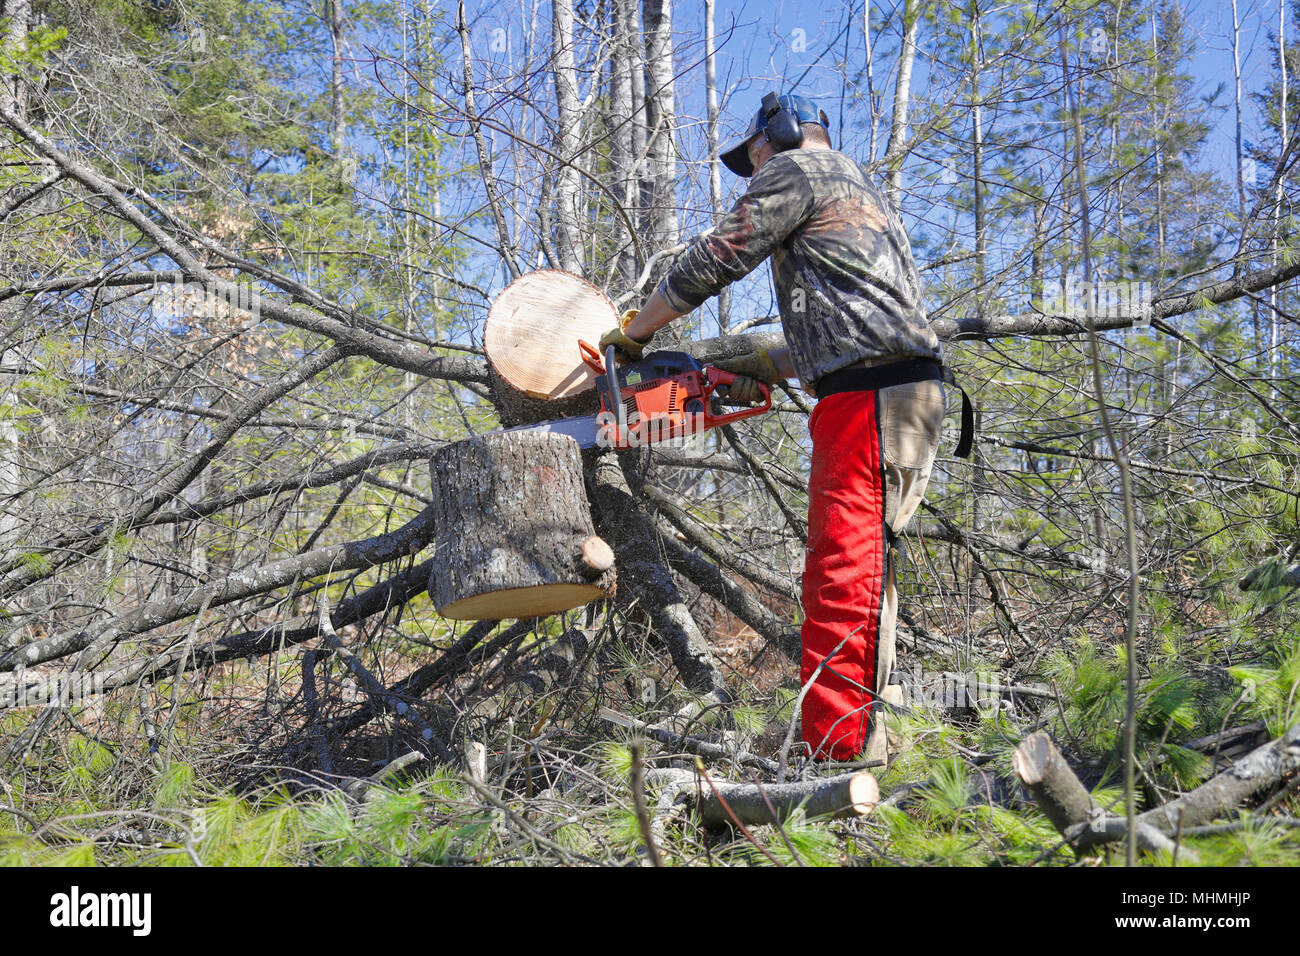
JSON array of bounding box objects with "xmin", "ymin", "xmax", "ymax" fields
[{"xmin": 579, "ymin": 340, "xmax": 771, "ymax": 449}]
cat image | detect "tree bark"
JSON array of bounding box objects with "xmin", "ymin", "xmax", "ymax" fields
[
  {"xmin": 427, "ymin": 431, "xmax": 615, "ymax": 619},
  {"xmin": 648, "ymin": 768, "xmax": 879, "ymax": 827},
  {"xmin": 640, "ymin": 0, "xmax": 678, "ymax": 296},
  {"xmin": 1012, "ymin": 732, "xmax": 1097, "ymax": 836},
  {"xmin": 328, "ymin": 0, "xmax": 347, "ymax": 177},
  {"xmin": 0, "ymin": 0, "xmax": 30, "ymax": 567},
  {"xmin": 0, "ymin": 0, "xmax": 30, "ymax": 118},
  {"xmin": 550, "ymin": 0, "xmax": 584, "ymax": 272},
  {"xmin": 883, "ymin": 0, "xmax": 920, "ymax": 208},
  {"xmin": 696, "ymin": 771, "xmax": 879, "ymax": 827},
  {"xmin": 590, "ymin": 452, "xmax": 728, "ymax": 702},
  {"xmin": 1015, "ymin": 727, "xmax": 1300, "ymax": 856},
  {"xmin": 703, "ymin": 0, "xmax": 729, "ymax": 329},
  {"xmin": 609, "ymin": 0, "xmax": 638, "ymax": 286}
]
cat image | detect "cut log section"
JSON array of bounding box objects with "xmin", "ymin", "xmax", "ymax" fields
[
  {"xmin": 655, "ymin": 770, "xmax": 879, "ymax": 828},
  {"xmin": 428, "ymin": 430, "xmax": 616, "ymax": 620},
  {"xmin": 484, "ymin": 269, "xmax": 617, "ymax": 401},
  {"xmin": 695, "ymin": 771, "xmax": 880, "ymax": 828}
]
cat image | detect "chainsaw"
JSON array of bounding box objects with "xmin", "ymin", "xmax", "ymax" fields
[{"xmin": 504, "ymin": 342, "xmax": 772, "ymax": 449}]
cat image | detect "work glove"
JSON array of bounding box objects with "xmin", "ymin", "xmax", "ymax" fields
[
  {"xmin": 714, "ymin": 347, "xmax": 781, "ymax": 383},
  {"xmin": 599, "ymin": 309, "xmax": 649, "ymax": 363},
  {"xmin": 714, "ymin": 348, "xmax": 780, "ymax": 405}
]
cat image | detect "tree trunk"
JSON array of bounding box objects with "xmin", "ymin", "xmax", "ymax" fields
[
  {"xmin": 703, "ymin": 0, "xmax": 728, "ymax": 329},
  {"xmin": 621, "ymin": 0, "xmax": 647, "ymax": 280},
  {"xmin": 640, "ymin": 0, "xmax": 678, "ymax": 297},
  {"xmin": 550, "ymin": 0, "xmax": 583, "ymax": 272},
  {"xmin": 1, "ymin": 1, "xmax": 30, "ymax": 118},
  {"xmin": 0, "ymin": 0, "xmax": 29, "ymax": 566},
  {"xmin": 609, "ymin": 0, "xmax": 638, "ymax": 287},
  {"xmin": 483, "ymin": 268, "xmax": 612, "ymax": 424},
  {"xmin": 427, "ymin": 432, "xmax": 615, "ymax": 620},
  {"xmin": 591, "ymin": 452, "xmax": 729, "ymax": 701},
  {"xmin": 883, "ymin": 0, "xmax": 920, "ymax": 208}
]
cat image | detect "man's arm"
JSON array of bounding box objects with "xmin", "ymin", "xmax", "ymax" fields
[
  {"xmin": 621, "ymin": 295, "xmax": 796, "ymax": 385},
  {"xmin": 766, "ymin": 348, "xmax": 796, "ymax": 378},
  {"xmin": 608, "ymin": 155, "xmax": 815, "ymax": 350},
  {"xmin": 624, "ymin": 292, "xmax": 796, "ymax": 388},
  {"xmin": 655, "ymin": 153, "xmax": 815, "ymax": 316},
  {"xmin": 665, "ymin": 154, "xmax": 817, "ymax": 311},
  {"xmin": 622, "ymin": 288, "xmax": 683, "ymax": 343}
]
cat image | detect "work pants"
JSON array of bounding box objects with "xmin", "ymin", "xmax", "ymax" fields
[{"xmin": 800, "ymin": 379, "xmax": 944, "ymax": 760}]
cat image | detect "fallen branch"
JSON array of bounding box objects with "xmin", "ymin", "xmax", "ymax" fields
[
  {"xmin": 1, "ymin": 506, "xmax": 435, "ymax": 676},
  {"xmin": 599, "ymin": 707, "xmax": 777, "ymax": 774},
  {"xmin": 318, "ymin": 599, "xmax": 454, "ymax": 764},
  {"xmin": 343, "ymin": 750, "xmax": 428, "ymax": 801},
  {"xmin": 1014, "ymin": 727, "xmax": 1300, "ymax": 858},
  {"xmin": 1013, "ymin": 733, "xmax": 1195, "ymax": 860},
  {"xmin": 1131, "ymin": 720, "xmax": 1300, "ymax": 842},
  {"xmin": 646, "ymin": 766, "xmax": 878, "ymax": 828},
  {"xmin": 1240, "ymin": 561, "xmax": 1300, "ymax": 591},
  {"xmin": 656, "ymin": 528, "xmax": 800, "ymax": 663}
]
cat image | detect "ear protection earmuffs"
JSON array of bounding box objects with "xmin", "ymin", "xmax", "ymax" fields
[
  {"xmin": 720, "ymin": 93, "xmax": 832, "ymax": 176},
  {"xmin": 760, "ymin": 92, "xmax": 804, "ymax": 152}
]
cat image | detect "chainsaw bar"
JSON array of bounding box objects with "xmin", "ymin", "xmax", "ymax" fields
[{"xmin": 502, "ymin": 414, "xmax": 603, "ymax": 449}]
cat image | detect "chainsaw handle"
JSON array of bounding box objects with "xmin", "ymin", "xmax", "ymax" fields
[
  {"xmin": 605, "ymin": 344, "xmax": 626, "ymax": 439},
  {"xmin": 702, "ymin": 366, "xmax": 772, "ymax": 426}
]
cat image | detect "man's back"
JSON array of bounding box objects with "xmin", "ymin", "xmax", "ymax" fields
[{"xmin": 656, "ymin": 147, "xmax": 940, "ymax": 386}]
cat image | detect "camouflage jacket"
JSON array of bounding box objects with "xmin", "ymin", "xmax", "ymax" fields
[{"xmin": 656, "ymin": 148, "xmax": 941, "ymax": 386}]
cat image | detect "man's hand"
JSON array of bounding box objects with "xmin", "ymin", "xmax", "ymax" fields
[
  {"xmin": 714, "ymin": 348, "xmax": 782, "ymax": 406},
  {"xmin": 599, "ymin": 309, "xmax": 649, "ymax": 363},
  {"xmin": 720, "ymin": 375, "xmax": 767, "ymax": 406},
  {"xmin": 714, "ymin": 348, "xmax": 781, "ymax": 383}
]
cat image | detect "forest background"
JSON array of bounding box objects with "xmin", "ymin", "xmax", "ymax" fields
[{"xmin": 0, "ymin": 0, "xmax": 1296, "ymax": 867}]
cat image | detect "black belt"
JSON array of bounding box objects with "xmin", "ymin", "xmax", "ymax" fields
[{"xmin": 815, "ymin": 358, "xmax": 975, "ymax": 459}]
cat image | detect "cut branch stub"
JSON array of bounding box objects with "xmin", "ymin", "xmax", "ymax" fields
[
  {"xmin": 428, "ymin": 430, "xmax": 615, "ymax": 620},
  {"xmin": 1012, "ymin": 732, "xmax": 1096, "ymax": 837}
]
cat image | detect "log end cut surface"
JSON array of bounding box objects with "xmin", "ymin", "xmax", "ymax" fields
[
  {"xmin": 847, "ymin": 772, "xmax": 881, "ymax": 816},
  {"xmin": 484, "ymin": 270, "xmax": 617, "ymax": 400},
  {"xmin": 1012, "ymin": 732, "xmax": 1052, "ymax": 785},
  {"xmin": 438, "ymin": 582, "xmax": 609, "ymax": 621}
]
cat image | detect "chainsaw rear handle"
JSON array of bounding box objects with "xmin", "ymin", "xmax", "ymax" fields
[{"xmin": 703, "ymin": 366, "xmax": 772, "ymax": 425}]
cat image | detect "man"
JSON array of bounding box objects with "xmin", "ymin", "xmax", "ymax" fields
[{"xmin": 601, "ymin": 93, "xmax": 946, "ymax": 762}]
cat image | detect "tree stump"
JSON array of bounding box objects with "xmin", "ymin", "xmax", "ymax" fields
[{"xmin": 428, "ymin": 431, "xmax": 615, "ymax": 620}]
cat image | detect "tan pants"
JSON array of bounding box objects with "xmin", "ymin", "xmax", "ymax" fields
[{"xmin": 865, "ymin": 379, "xmax": 944, "ymax": 760}]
